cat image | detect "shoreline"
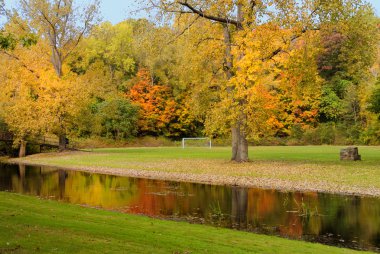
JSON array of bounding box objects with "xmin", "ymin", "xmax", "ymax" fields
[
  {"xmin": 6, "ymin": 156, "xmax": 380, "ymax": 198},
  {"xmin": 1, "ymin": 191, "xmax": 367, "ymax": 254}
]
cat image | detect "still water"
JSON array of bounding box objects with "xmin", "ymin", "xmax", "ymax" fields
[{"xmin": 1, "ymin": 163, "xmax": 380, "ymax": 252}]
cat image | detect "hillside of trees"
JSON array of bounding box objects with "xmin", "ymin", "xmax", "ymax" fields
[{"xmin": 0, "ymin": 0, "xmax": 380, "ymax": 159}]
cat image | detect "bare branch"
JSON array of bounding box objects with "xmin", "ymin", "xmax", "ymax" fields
[
  {"xmin": 263, "ymin": 26, "xmax": 320, "ymax": 62},
  {"xmin": 177, "ymin": 1, "xmax": 241, "ymax": 28},
  {"xmin": 62, "ymin": 5, "xmax": 95, "ymax": 61},
  {"xmin": 166, "ymin": 15, "xmax": 200, "ymax": 45}
]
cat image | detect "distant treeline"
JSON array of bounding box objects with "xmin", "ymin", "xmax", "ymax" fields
[{"xmin": 0, "ymin": 0, "xmax": 379, "ymax": 149}]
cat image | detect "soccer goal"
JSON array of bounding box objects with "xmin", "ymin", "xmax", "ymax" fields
[{"xmin": 182, "ymin": 137, "xmax": 212, "ymax": 149}]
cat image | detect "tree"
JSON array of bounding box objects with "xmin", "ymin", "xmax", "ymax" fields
[
  {"xmin": 128, "ymin": 68, "xmax": 175, "ymax": 136},
  {"xmin": 369, "ymin": 86, "xmax": 380, "ymax": 116},
  {"xmin": 59, "ymin": 61, "xmax": 138, "ymax": 140},
  {"xmin": 19, "ymin": 0, "xmax": 99, "ymax": 150},
  {"xmin": 316, "ymin": 6, "xmax": 378, "ymax": 142},
  {"xmin": 148, "ymin": 0, "xmax": 371, "ymax": 161},
  {"xmin": 96, "ymin": 98, "xmax": 139, "ymax": 140},
  {"xmin": 266, "ymin": 32, "xmax": 322, "ymax": 138},
  {"xmin": 69, "ymin": 21, "xmax": 136, "ymax": 82},
  {"xmin": 0, "ymin": 39, "xmax": 49, "ymax": 156}
]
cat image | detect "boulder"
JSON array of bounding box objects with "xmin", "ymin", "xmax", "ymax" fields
[{"xmin": 340, "ymin": 147, "xmax": 361, "ymax": 161}]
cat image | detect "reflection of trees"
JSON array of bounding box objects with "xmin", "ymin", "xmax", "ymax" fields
[
  {"xmin": 11, "ymin": 166, "xmax": 60, "ymax": 196},
  {"xmin": 244, "ymin": 190, "xmax": 324, "ymax": 237},
  {"xmin": 0, "ymin": 164, "xmax": 15, "ymax": 190},
  {"xmin": 18, "ymin": 164, "xmax": 26, "ymax": 191},
  {"xmin": 63, "ymin": 173, "xmax": 139, "ymax": 208},
  {"xmin": 58, "ymin": 170, "xmax": 66, "ymax": 199},
  {"xmin": 127, "ymin": 180, "xmax": 233, "ymax": 222},
  {"xmin": 18, "ymin": 164, "xmax": 26, "ymax": 179},
  {"xmin": 1, "ymin": 164, "xmax": 380, "ymax": 249},
  {"xmin": 231, "ymin": 187, "xmax": 248, "ymax": 228},
  {"xmin": 318, "ymin": 194, "xmax": 380, "ymax": 249}
]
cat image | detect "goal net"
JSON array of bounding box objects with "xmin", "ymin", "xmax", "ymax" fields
[{"xmin": 182, "ymin": 137, "xmax": 212, "ymax": 148}]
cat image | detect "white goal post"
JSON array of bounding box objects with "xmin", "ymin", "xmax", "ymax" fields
[{"xmin": 182, "ymin": 137, "xmax": 212, "ymax": 149}]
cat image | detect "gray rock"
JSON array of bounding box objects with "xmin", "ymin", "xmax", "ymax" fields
[{"xmin": 340, "ymin": 147, "xmax": 361, "ymax": 161}]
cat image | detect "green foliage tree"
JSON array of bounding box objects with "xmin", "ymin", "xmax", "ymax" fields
[
  {"xmin": 0, "ymin": 32, "xmax": 16, "ymax": 50},
  {"xmin": 316, "ymin": 6, "xmax": 378, "ymax": 142},
  {"xmin": 369, "ymin": 87, "xmax": 380, "ymax": 116},
  {"xmin": 319, "ymin": 88, "xmax": 344, "ymax": 122},
  {"xmin": 70, "ymin": 21, "xmax": 135, "ymax": 82},
  {"xmin": 96, "ymin": 98, "xmax": 139, "ymax": 140}
]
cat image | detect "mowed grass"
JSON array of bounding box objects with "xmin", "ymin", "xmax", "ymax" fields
[
  {"xmin": 90, "ymin": 146, "xmax": 380, "ymax": 163},
  {"xmin": 0, "ymin": 191, "xmax": 371, "ymax": 254},
  {"xmin": 20, "ymin": 145, "xmax": 380, "ymax": 163},
  {"xmin": 12, "ymin": 146, "xmax": 380, "ymax": 195}
]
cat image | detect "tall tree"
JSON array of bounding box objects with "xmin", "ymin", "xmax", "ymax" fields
[
  {"xmin": 19, "ymin": 0, "xmax": 99, "ymax": 150},
  {"xmin": 0, "ymin": 37, "xmax": 98, "ymax": 156},
  {"xmin": 148, "ymin": 0, "xmax": 370, "ymax": 162}
]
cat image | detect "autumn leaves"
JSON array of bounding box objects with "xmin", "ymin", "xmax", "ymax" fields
[{"xmin": 0, "ymin": 0, "xmax": 379, "ymax": 158}]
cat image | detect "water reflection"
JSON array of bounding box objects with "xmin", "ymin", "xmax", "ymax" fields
[{"xmin": 0, "ymin": 163, "xmax": 379, "ymax": 252}]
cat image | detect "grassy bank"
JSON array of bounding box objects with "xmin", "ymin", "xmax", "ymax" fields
[
  {"xmin": 10, "ymin": 146, "xmax": 380, "ymax": 196},
  {"xmin": 0, "ymin": 191, "xmax": 371, "ymax": 254}
]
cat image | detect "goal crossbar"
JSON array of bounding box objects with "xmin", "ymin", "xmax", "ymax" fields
[{"xmin": 182, "ymin": 137, "xmax": 212, "ymax": 149}]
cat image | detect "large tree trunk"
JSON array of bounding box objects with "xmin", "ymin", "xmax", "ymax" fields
[
  {"xmin": 19, "ymin": 140, "xmax": 27, "ymax": 157},
  {"xmin": 53, "ymin": 50, "xmax": 68, "ymax": 152},
  {"xmin": 234, "ymin": 4, "xmax": 249, "ymax": 162},
  {"xmin": 58, "ymin": 134, "xmax": 67, "ymax": 152},
  {"xmin": 52, "ymin": 47, "xmax": 63, "ymax": 77},
  {"xmin": 223, "ymin": 20, "xmax": 249, "ymax": 162},
  {"xmin": 238, "ymin": 131, "xmax": 249, "ymax": 162},
  {"xmin": 231, "ymin": 126, "xmax": 239, "ymax": 160},
  {"xmin": 231, "ymin": 121, "xmax": 249, "ymax": 162}
]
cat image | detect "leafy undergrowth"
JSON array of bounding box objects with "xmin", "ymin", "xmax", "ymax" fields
[{"xmin": 0, "ymin": 192, "xmax": 371, "ymax": 254}]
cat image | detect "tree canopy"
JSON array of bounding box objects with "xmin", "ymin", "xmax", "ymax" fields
[{"xmin": 0, "ymin": 0, "xmax": 379, "ymax": 157}]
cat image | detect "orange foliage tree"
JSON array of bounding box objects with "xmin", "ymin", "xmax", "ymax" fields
[
  {"xmin": 128, "ymin": 68, "xmax": 202, "ymax": 138},
  {"xmin": 128, "ymin": 68, "xmax": 175, "ymax": 136}
]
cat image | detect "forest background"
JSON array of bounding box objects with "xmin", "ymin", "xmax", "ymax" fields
[{"xmin": 1, "ymin": 0, "xmax": 380, "ymax": 156}]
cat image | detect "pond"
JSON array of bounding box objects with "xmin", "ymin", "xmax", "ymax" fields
[{"xmin": 0, "ymin": 163, "xmax": 380, "ymax": 252}]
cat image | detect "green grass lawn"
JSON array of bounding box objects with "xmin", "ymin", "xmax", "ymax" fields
[
  {"xmin": 11, "ymin": 146, "xmax": 380, "ymax": 196},
  {"xmin": 89, "ymin": 146, "xmax": 380, "ymax": 162},
  {"xmin": 0, "ymin": 191, "xmax": 371, "ymax": 254}
]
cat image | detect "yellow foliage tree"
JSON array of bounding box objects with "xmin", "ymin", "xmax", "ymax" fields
[
  {"xmin": 18, "ymin": 0, "xmax": 99, "ymax": 150},
  {"xmin": 148, "ymin": 0, "xmax": 372, "ymax": 161},
  {"xmin": 0, "ymin": 38, "xmax": 92, "ymax": 156}
]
